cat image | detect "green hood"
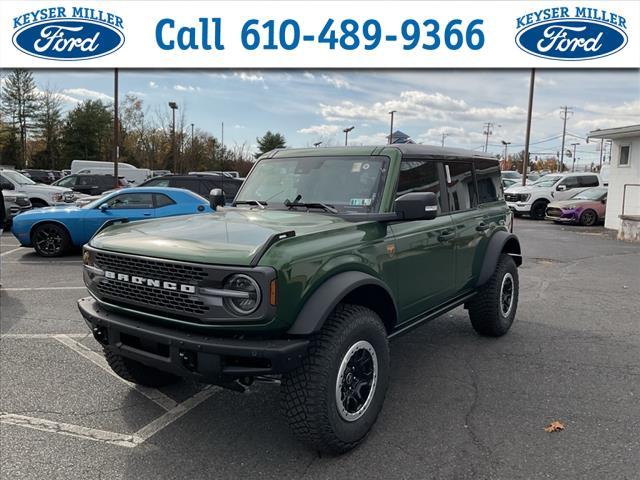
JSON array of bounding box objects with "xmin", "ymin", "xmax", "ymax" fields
[{"xmin": 89, "ymin": 208, "xmax": 353, "ymax": 265}]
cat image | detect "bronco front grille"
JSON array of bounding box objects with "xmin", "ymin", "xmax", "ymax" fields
[
  {"xmin": 95, "ymin": 251, "xmax": 208, "ymax": 284},
  {"xmin": 93, "ymin": 251, "xmax": 210, "ymax": 318}
]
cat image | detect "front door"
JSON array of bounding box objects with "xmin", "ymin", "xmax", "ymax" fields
[
  {"xmin": 388, "ymin": 159, "xmax": 455, "ymax": 323},
  {"xmin": 83, "ymin": 192, "xmax": 156, "ymax": 242}
]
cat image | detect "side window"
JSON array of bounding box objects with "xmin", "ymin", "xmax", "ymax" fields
[
  {"xmin": 619, "ymin": 145, "xmax": 630, "ymax": 166},
  {"xmin": 144, "ymin": 178, "xmax": 169, "ymax": 187},
  {"xmin": 56, "ymin": 175, "xmax": 77, "ymax": 187},
  {"xmin": 78, "ymin": 176, "xmax": 97, "ymax": 186},
  {"xmin": 106, "ymin": 193, "xmax": 154, "ymax": 209},
  {"xmin": 222, "ymin": 181, "xmax": 240, "ymax": 198},
  {"xmin": 560, "ymin": 176, "xmax": 579, "ymax": 189},
  {"xmin": 445, "ymin": 162, "xmax": 477, "ymax": 212},
  {"xmin": 578, "ymin": 175, "xmax": 599, "ymax": 188},
  {"xmin": 475, "ymin": 159, "xmax": 502, "ymax": 204},
  {"xmin": 397, "ymin": 160, "xmax": 442, "ymax": 213},
  {"xmin": 171, "ymin": 178, "xmax": 198, "ymax": 193},
  {"xmin": 154, "ymin": 194, "xmax": 176, "ymax": 208}
]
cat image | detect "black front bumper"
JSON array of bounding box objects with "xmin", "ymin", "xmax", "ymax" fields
[{"xmin": 78, "ymin": 297, "xmax": 309, "ymax": 383}]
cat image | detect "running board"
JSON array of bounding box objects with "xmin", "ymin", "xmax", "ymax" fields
[{"xmin": 388, "ymin": 291, "xmax": 477, "ymax": 339}]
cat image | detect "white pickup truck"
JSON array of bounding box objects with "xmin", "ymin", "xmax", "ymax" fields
[
  {"xmin": 0, "ymin": 169, "xmax": 80, "ymax": 208},
  {"xmin": 504, "ymin": 172, "xmax": 602, "ymax": 219}
]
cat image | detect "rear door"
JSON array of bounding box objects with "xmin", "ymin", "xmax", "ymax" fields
[
  {"xmin": 388, "ymin": 158, "xmax": 456, "ymax": 322},
  {"xmin": 443, "ymin": 161, "xmax": 485, "ymax": 292}
]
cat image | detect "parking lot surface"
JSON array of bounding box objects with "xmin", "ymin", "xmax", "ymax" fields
[{"xmin": 1, "ymin": 219, "xmax": 639, "ymax": 479}]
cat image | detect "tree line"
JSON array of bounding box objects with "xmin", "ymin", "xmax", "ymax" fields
[{"xmin": 0, "ymin": 69, "xmax": 287, "ymax": 175}]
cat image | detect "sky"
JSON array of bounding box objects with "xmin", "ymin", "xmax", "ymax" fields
[{"xmin": 5, "ymin": 69, "xmax": 639, "ymax": 167}]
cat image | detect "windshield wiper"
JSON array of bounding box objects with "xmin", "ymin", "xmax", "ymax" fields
[
  {"xmin": 285, "ymin": 202, "xmax": 338, "ymax": 214},
  {"xmin": 235, "ymin": 200, "xmax": 266, "ymax": 209}
]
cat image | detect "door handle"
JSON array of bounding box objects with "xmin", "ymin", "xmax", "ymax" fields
[
  {"xmin": 476, "ymin": 223, "xmax": 491, "ymax": 232},
  {"xmin": 438, "ymin": 231, "xmax": 455, "ymax": 242},
  {"xmin": 143, "ymin": 213, "xmax": 152, "ymax": 217}
]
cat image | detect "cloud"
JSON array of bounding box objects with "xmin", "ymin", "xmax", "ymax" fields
[
  {"xmin": 173, "ymin": 84, "xmax": 200, "ymax": 92},
  {"xmin": 348, "ymin": 132, "xmax": 389, "ymax": 145},
  {"xmin": 322, "ymin": 74, "xmax": 352, "ymax": 89},
  {"xmin": 148, "ymin": 81, "xmax": 159, "ymax": 89},
  {"xmin": 234, "ymin": 72, "xmax": 264, "ymax": 83},
  {"xmin": 61, "ymin": 88, "xmax": 113, "ymax": 102},
  {"xmin": 303, "ymin": 72, "xmax": 315, "ymax": 80},
  {"xmin": 298, "ymin": 124, "xmax": 342, "ymax": 136},
  {"xmin": 233, "ymin": 124, "xmax": 246, "ymax": 129}
]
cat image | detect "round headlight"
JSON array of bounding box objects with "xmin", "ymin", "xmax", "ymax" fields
[{"xmin": 223, "ymin": 274, "xmax": 261, "ymax": 315}]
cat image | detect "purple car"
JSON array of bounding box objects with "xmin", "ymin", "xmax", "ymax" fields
[{"xmin": 545, "ymin": 187, "xmax": 607, "ymax": 226}]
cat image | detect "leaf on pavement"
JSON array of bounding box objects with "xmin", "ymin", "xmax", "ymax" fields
[{"xmin": 544, "ymin": 421, "xmax": 565, "ymax": 433}]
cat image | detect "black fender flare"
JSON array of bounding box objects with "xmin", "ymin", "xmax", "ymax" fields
[
  {"xmin": 476, "ymin": 231, "xmax": 522, "ymax": 287},
  {"xmin": 286, "ymin": 271, "xmax": 397, "ymax": 336}
]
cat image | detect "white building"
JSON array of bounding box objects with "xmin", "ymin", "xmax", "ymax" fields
[{"xmin": 589, "ymin": 124, "xmax": 640, "ymax": 241}]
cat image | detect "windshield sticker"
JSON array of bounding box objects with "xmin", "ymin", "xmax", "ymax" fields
[
  {"xmin": 350, "ymin": 198, "xmax": 372, "ymax": 206},
  {"xmin": 351, "ymin": 162, "xmax": 362, "ymax": 172}
]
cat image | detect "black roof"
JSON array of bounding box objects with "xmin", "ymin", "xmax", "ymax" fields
[{"xmin": 387, "ymin": 144, "xmax": 497, "ymax": 160}]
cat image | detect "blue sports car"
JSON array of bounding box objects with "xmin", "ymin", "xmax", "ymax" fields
[{"xmin": 11, "ymin": 187, "xmax": 213, "ymax": 256}]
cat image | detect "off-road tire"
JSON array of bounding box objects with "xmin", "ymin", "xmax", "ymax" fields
[
  {"xmin": 579, "ymin": 209, "xmax": 598, "ymax": 226},
  {"xmin": 280, "ymin": 304, "xmax": 390, "ymax": 454},
  {"xmin": 31, "ymin": 223, "xmax": 71, "ymax": 257},
  {"xmin": 530, "ymin": 200, "xmax": 548, "ymax": 220},
  {"xmin": 104, "ymin": 347, "xmax": 180, "ymax": 387},
  {"xmin": 468, "ymin": 254, "xmax": 518, "ymax": 337}
]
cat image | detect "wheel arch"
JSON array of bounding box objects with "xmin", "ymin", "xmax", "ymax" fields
[
  {"xmin": 286, "ymin": 271, "xmax": 398, "ymax": 336},
  {"xmin": 28, "ymin": 196, "xmax": 50, "ymax": 206},
  {"xmin": 476, "ymin": 231, "xmax": 522, "ymax": 287},
  {"xmin": 30, "ymin": 220, "xmax": 73, "ymax": 244}
]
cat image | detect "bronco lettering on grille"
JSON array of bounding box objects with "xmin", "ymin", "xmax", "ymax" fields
[{"xmin": 104, "ymin": 270, "xmax": 196, "ymax": 293}]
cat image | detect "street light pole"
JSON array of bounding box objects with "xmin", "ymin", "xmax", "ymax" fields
[
  {"xmin": 113, "ymin": 68, "xmax": 119, "ymax": 188},
  {"xmin": 168, "ymin": 102, "xmax": 178, "ymax": 172},
  {"xmin": 559, "ymin": 105, "xmax": 573, "ymax": 172},
  {"xmin": 343, "ymin": 126, "xmax": 354, "ymax": 146},
  {"xmin": 441, "ymin": 133, "xmax": 449, "ymax": 148},
  {"xmin": 501, "ymin": 140, "xmax": 511, "ymax": 168},
  {"xmin": 571, "ymin": 142, "xmax": 580, "ymax": 172},
  {"xmin": 313, "ymin": 141, "xmax": 322, "ymax": 148},
  {"xmin": 388, "ymin": 110, "xmax": 396, "ymax": 144},
  {"xmin": 191, "ymin": 123, "xmax": 195, "ymax": 172}
]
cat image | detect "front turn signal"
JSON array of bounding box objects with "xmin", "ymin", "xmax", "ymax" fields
[{"xmin": 269, "ymin": 279, "xmax": 277, "ymax": 306}]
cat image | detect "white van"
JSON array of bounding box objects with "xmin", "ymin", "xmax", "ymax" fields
[{"xmin": 70, "ymin": 160, "xmax": 151, "ymax": 185}]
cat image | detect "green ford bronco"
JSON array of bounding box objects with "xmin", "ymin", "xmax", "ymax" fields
[{"xmin": 79, "ymin": 145, "xmax": 521, "ymax": 453}]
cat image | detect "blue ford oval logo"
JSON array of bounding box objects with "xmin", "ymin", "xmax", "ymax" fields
[
  {"xmin": 516, "ymin": 19, "xmax": 627, "ymax": 61},
  {"xmin": 12, "ymin": 19, "xmax": 125, "ymax": 61}
]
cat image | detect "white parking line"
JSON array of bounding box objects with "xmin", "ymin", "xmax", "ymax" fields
[
  {"xmin": 54, "ymin": 335, "xmax": 178, "ymax": 411},
  {"xmin": 0, "ymin": 286, "xmax": 86, "ymax": 291},
  {"xmin": 0, "ymin": 247, "xmax": 22, "ymax": 257},
  {"xmin": 0, "ymin": 333, "xmax": 88, "ymax": 339},
  {"xmin": 0, "ymin": 413, "xmax": 141, "ymax": 448},
  {"xmin": 2, "ymin": 260, "xmax": 82, "ymax": 264},
  {"xmin": 135, "ymin": 387, "xmax": 218, "ymax": 442}
]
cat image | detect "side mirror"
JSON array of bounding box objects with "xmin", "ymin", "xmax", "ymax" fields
[
  {"xmin": 0, "ymin": 181, "xmax": 14, "ymax": 190},
  {"xmin": 99, "ymin": 203, "xmax": 109, "ymax": 211},
  {"xmin": 557, "ymin": 184, "xmax": 567, "ymax": 191},
  {"xmin": 209, "ymin": 188, "xmax": 225, "ymax": 210},
  {"xmin": 395, "ymin": 192, "xmax": 438, "ymax": 221}
]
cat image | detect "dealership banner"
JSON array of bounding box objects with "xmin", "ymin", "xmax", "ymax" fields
[{"xmin": 1, "ymin": 0, "xmax": 638, "ymax": 68}]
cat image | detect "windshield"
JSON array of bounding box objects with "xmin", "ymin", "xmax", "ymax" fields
[
  {"xmin": 532, "ymin": 175, "xmax": 562, "ymax": 188},
  {"xmin": 1, "ymin": 170, "xmax": 36, "ymax": 185},
  {"xmin": 236, "ymin": 156, "xmax": 389, "ymax": 213},
  {"xmin": 571, "ymin": 187, "xmax": 607, "ymax": 201}
]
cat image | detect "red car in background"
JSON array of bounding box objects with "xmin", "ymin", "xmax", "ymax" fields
[{"xmin": 545, "ymin": 187, "xmax": 607, "ymax": 226}]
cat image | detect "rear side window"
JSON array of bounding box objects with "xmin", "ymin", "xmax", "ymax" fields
[
  {"xmin": 578, "ymin": 175, "xmax": 599, "ymax": 187},
  {"xmin": 154, "ymin": 194, "xmax": 176, "ymax": 208},
  {"xmin": 56, "ymin": 175, "xmax": 77, "ymax": 187},
  {"xmin": 445, "ymin": 162, "xmax": 477, "ymax": 211},
  {"xmin": 143, "ymin": 178, "xmax": 170, "ymax": 187},
  {"xmin": 397, "ymin": 160, "xmax": 442, "ymax": 213},
  {"xmin": 171, "ymin": 178, "xmax": 199, "ymax": 193},
  {"xmin": 475, "ymin": 159, "xmax": 502, "ymax": 203}
]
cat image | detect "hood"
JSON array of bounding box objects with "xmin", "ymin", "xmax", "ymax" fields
[
  {"xmin": 504, "ymin": 184, "xmax": 535, "ymax": 194},
  {"xmin": 90, "ymin": 208, "xmax": 355, "ymax": 266},
  {"xmin": 19, "ymin": 183, "xmax": 71, "ymax": 194},
  {"xmin": 14, "ymin": 205, "xmax": 82, "ymax": 219}
]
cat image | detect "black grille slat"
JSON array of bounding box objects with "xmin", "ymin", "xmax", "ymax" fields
[
  {"xmin": 505, "ymin": 194, "xmax": 519, "ymax": 202},
  {"xmin": 93, "ymin": 251, "xmax": 210, "ymax": 318},
  {"xmin": 95, "ymin": 252, "xmax": 208, "ymax": 283}
]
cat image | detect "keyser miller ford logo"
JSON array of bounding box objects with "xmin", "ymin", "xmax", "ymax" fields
[
  {"xmin": 515, "ymin": 6, "xmax": 628, "ymax": 60},
  {"xmin": 12, "ymin": 6, "xmax": 124, "ymax": 60}
]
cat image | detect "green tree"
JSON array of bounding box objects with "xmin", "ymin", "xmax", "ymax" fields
[
  {"xmin": 0, "ymin": 69, "xmax": 38, "ymax": 168},
  {"xmin": 32, "ymin": 88, "xmax": 63, "ymax": 169},
  {"xmin": 255, "ymin": 130, "xmax": 286, "ymax": 158},
  {"xmin": 61, "ymin": 100, "xmax": 112, "ymax": 162}
]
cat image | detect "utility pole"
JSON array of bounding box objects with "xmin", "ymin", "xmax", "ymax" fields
[
  {"xmin": 598, "ymin": 138, "xmax": 604, "ymax": 170},
  {"xmin": 113, "ymin": 68, "xmax": 119, "ymax": 188},
  {"xmin": 343, "ymin": 126, "xmax": 354, "ymax": 146},
  {"xmin": 571, "ymin": 142, "xmax": 579, "ymax": 172},
  {"xmin": 441, "ymin": 133, "xmax": 449, "ymax": 148},
  {"xmin": 190, "ymin": 123, "xmax": 195, "ymax": 172},
  {"xmin": 522, "ymin": 69, "xmax": 535, "ymax": 186},
  {"xmin": 483, "ymin": 122, "xmax": 500, "ymax": 152},
  {"xmin": 559, "ymin": 105, "xmax": 573, "ymax": 172},
  {"xmin": 388, "ymin": 111, "xmax": 396, "ymax": 144}
]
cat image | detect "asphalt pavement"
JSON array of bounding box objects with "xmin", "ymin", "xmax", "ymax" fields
[{"xmin": 1, "ymin": 219, "xmax": 639, "ymax": 480}]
